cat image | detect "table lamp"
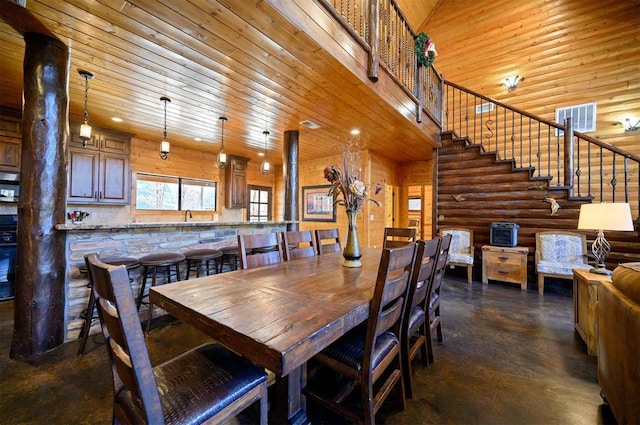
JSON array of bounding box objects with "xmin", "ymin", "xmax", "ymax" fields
[{"xmin": 577, "ymin": 202, "xmax": 634, "ymax": 275}]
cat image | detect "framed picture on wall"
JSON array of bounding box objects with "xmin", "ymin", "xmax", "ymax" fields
[{"xmin": 302, "ymin": 185, "xmax": 336, "ymax": 222}]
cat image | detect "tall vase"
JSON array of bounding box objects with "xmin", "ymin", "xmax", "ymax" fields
[{"xmin": 342, "ymin": 209, "xmax": 362, "ymax": 267}]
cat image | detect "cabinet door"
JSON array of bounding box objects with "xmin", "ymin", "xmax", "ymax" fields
[
  {"xmin": 99, "ymin": 153, "xmax": 130, "ymax": 204},
  {"xmin": 99, "ymin": 130, "xmax": 130, "ymax": 154},
  {"xmin": 225, "ymin": 156, "xmax": 248, "ymax": 209},
  {"xmin": 0, "ymin": 137, "xmax": 21, "ymax": 173},
  {"xmin": 68, "ymin": 147, "xmax": 99, "ymax": 203}
]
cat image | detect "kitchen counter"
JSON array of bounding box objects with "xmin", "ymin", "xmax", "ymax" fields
[{"xmin": 56, "ymin": 220, "xmax": 295, "ymax": 231}]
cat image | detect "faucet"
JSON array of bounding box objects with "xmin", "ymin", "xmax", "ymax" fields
[{"xmin": 184, "ymin": 209, "xmax": 192, "ymax": 222}]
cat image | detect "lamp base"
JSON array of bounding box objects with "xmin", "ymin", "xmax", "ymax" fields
[{"xmin": 589, "ymin": 266, "xmax": 612, "ymax": 276}]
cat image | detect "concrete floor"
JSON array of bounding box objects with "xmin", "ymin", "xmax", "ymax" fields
[{"xmin": 0, "ymin": 274, "xmax": 617, "ymax": 424}]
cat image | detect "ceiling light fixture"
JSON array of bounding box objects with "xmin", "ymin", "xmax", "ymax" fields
[
  {"xmin": 261, "ymin": 130, "xmax": 271, "ymax": 175},
  {"xmin": 503, "ymin": 75, "xmax": 524, "ymax": 91},
  {"xmin": 216, "ymin": 116, "xmax": 228, "ymax": 168},
  {"xmin": 159, "ymin": 96, "xmax": 171, "ymax": 160},
  {"xmin": 78, "ymin": 70, "xmax": 94, "ymax": 146}
]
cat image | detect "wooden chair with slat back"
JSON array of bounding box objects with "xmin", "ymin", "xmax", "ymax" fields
[
  {"xmin": 383, "ymin": 227, "xmax": 417, "ymax": 248},
  {"xmin": 315, "ymin": 228, "xmax": 342, "ymax": 255},
  {"xmin": 238, "ymin": 232, "xmax": 284, "ymax": 269},
  {"xmin": 84, "ymin": 253, "xmax": 268, "ymax": 425},
  {"xmin": 401, "ymin": 237, "xmax": 441, "ymax": 398},
  {"xmin": 304, "ymin": 244, "xmax": 417, "ymax": 425},
  {"xmin": 427, "ymin": 233, "xmax": 452, "ymax": 364},
  {"xmin": 282, "ymin": 230, "xmax": 317, "ymax": 260}
]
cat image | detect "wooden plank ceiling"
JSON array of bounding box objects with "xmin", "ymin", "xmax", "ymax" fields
[{"xmin": 0, "ymin": 0, "xmax": 440, "ymax": 166}]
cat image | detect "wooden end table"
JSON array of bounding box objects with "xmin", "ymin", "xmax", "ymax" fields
[
  {"xmin": 573, "ymin": 268, "xmax": 612, "ymax": 356},
  {"xmin": 481, "ymin": 245, "xmax": 529, "ymax": 290}
]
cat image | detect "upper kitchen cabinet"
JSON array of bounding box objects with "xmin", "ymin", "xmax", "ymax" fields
[
  {"xmin": 0, "ymin": 113, "xmax": 22, "ymax": 174},
  {"xmin": 225, "ymin": 155, "xmax": 249, "ymax": 209},
  {"xmin": 68, "ymin": 124, "xmax": 132, "ymax": 205}
]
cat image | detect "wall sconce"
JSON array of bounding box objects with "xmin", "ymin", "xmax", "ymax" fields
[
  {"xmin": 261, "ymin": 130, "xmax": 271, "ymax": 175},
  {"xmin": 503, "ymin": 75, "xmax": 524, "ymax": 91},
  {"xmin": 159, "ymin": 96, "xmax": 171, "ymax": 160},
  {"xmin": 217, "ymin": 116, "xmax": 228, "ymax": 168},
  {"xmin": 78, "ymin": 70, "xmax": 94, "ymax": 146},
  {"xmin": 620, "ymin": 118, "xmax": 640, "ymax": 131}
]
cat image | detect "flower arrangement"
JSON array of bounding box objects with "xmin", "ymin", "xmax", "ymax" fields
[
  {"xmin": 414, "ymin": 32, "xmax": 437, "ymax": 67},
  {"xmin": 323, "ymin": 138, "xmax": 382, "ymax": 213}
]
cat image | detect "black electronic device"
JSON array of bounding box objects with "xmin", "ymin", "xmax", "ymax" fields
[{"xmin": 489, "ymin": 222, "xmax": 519, "ymax": 247}]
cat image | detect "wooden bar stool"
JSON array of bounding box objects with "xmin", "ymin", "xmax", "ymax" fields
[
  {"xmin": 77, "ymin": 256, "xmax": 140, "ymax": 356},
  {"xmin": 219, "ymin": 245, "xmax": 241, "ymax": 273},
  {"xmin": 184, "ymin": 248, "xmax": 223, "ymax": 279},
  {"xmin": 136, "ymin": 252, "xmax": 185, "ymax": 332}
]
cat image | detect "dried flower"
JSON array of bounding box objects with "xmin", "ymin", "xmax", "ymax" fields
[{"xmin": 323, "ymin": 138, "xmax": 381, "ymax": 213}]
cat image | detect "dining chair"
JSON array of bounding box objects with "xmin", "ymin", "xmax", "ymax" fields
[
  {"xmin": 84, "ymin": 253, "xmax": 269, "ymax": 425},
  {"xmin": 383, "ymin": 227, "xmax": 417, "ymax": 248},
  {"xmin": 401, "ymin": 237, "xmax": 441, "ymax": 398},
  {"xmin": 439, "ymin": 227, "xmax": 474, "ymax": 284},
  {"xmin": 282, "ymin": 230, "xmax": 317, "ymax": 260},
  {"xmin": 427, "ymin": 233, "xmax": 452, "ymax": 364},
  {"xmin": 315, "ymin": 228, "xmax": 342, "ymax": 255},
  {"xmin": 304, "ymin": 243, "xmax": 417, "ymax": 425},
  {"xmin": 238, "ymin": 232, "xmax": 284, "ymax": 269}
]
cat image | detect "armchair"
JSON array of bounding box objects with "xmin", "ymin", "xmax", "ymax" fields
[
  {"xmin": 439, "ymin": 227, "xmax": 474, "ymax": 284},
  {"xmin": 535, "ymin": 231, "xmax": 591, "ymax": 294}
]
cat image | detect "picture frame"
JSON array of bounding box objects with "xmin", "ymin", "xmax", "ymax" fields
[{"xmin": 302, "ymin": 185, "xmax": 336, "ymax": 222}]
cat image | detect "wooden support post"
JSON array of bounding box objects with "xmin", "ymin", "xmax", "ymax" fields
[
  {"xmin": 367, "ymin": 0, "xmax": 379, "ymax": 82},
  {"xmin": 10, "ymin": 32, "xmax": 69, "ymax": 359},
  {"xmin": 416, "ymin": 64, "xmax": 424, "ymax": 123},
  {"xmin": 563, "ymin": 117, "xmax": 574, "ymax": 197},
  {"xmin": 283, "ymin": 130, "xmax": 299, "ymax": 231}
]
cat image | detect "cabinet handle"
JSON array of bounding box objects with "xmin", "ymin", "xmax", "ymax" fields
[
  {"xmin": 498, "ymin": 270, "xmax": 509, "ymax": 275},
  {"xmin": 99, "ymin": 192, "xmax": 103, "ymax": 199},
  {"xmin": 94, "ymin": 191, "xmax": 98, "ymax": 199},
  {"xmin": 498, "ymin": 256, "xmax": 509, "ymax": 261}
]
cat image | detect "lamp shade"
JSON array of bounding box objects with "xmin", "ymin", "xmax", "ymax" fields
[{"xmin": 577, "ymin": 203, "xmax": 634, "ymax": 231}]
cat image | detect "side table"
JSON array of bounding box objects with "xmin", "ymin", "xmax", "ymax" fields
[
  {"xmin": 481, "ymin": 245, "xmax": 529, "ymax": 290},
  {"xmin": 573, "ymin": 268, "xmax": 611, "ymax": 356}
]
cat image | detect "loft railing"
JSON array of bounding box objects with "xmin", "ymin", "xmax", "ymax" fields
[
  {"xmin": 444, "ymin": 81, "xmax": 640, "ymax": 218},
  {"xmin": 319, "ymin": 0, "xmax": 444, "ymax": 125}
]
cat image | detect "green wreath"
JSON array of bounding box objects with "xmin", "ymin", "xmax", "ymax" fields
[{"xmin": 414, "ymin": 32, "xmax": 436, "ymax": 67}]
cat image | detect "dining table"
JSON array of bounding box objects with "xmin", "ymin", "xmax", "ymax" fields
[{"xmin": 150, "ymin": 247, "xmax": 382, "ymax": 425}]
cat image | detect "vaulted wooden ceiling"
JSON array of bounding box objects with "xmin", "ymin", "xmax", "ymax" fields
[{"xmin": 0, "ymin": 0, "xmax": 440, "ymax": 166}]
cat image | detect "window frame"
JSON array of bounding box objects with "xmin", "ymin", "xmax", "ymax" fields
[{"xmin": 134, "ymin": 172, "xmax": 218, "ymax": 212}]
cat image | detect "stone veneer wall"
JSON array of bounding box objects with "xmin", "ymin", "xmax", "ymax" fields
[{"xmin": 60, "ymin": 221, "xmax": 292, "ymax": 342}]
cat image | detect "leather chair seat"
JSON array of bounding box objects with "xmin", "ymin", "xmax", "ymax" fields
[
  {"xmin": 407, "ymin": 306, "xmax": 426, "ymax": 335},
  {"xmin": 320, "ymin": 325, "xmax": 398, "ymax": 372}
]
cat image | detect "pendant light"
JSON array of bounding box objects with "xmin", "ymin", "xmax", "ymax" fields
[
  {"xmin": 159, "ymin": 96, "xmax": 171, "ymax": 160},
  {"xmin": 261, "ymin": 130, "xmax": 271, "ymax": 174},
  {"xmin": 216, "ymin": 116, "xmax": 228, "ymax": 168},
  {"xmin": 78, "ymin": 70, "xmax": 94, "ymax": 146}
]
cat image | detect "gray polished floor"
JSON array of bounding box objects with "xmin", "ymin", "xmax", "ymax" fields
[{"xmin": 0, "ymin": 274, "xmax": 616, "ymax": 424}]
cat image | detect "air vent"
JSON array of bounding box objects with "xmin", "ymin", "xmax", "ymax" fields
[
  {"xmin": 556, "ymin": 102, "xmax": 596, "ymax": 134},
  {"xmin": 475, "ymin": 102, "xmax": 495, "ymax": 114},
  {"xmin": 299, "ymin": 120, "xmax": 321, "ymax": 129}
]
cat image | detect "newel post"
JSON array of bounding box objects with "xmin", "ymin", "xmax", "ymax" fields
[
  {"xmin": 367, "ymin": 0, "xmax": 379, "ymax": 82},
  {"xmin": 563, "ymin": 117, "xmax": 574, "ymax": 197}
]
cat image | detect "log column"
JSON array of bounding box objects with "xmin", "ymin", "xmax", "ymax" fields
[
  {"xmin": 11, "ymin": 32, "xmax": 69, "ymax": 359},
  {"xmin": 283, "ymin": 130, "xmax": 299, "ymax": 231}
]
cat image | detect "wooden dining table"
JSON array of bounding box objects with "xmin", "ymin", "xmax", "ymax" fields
[{"xmin": 150, "ymin": 247, "xmax": 382, "ymax": 425}]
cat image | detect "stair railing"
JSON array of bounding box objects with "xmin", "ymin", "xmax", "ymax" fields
[{"xmin": 444, "ymin": 80, "xmax": 640, "ymax": 218}]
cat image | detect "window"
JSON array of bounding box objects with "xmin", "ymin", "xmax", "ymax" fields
[
  {"xmin": 135, "ymin": 173, "xmax": 217, "ymax": 211},
  {"xmin": 248, "ymin": 185, "xmax": 272, "ymax": 222},
  {"xmin": 408, "ymin": 197, "xmax": 422, "ymax": 211}
]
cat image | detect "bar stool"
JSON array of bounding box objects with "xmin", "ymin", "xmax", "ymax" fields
[
  {"xmin": 136, "ymin": 252, "xmax": 186, "ymax": 332},
  {"xmin": 219, "ymin": 245, "xmax": 242, "ymax": 273},
  {"xmin": 184, "ymin": 248, "xmax": 223, "ymax": 279},
  {"xmin": 77, "ymin": 256, "xmax": 140, "ymax": 356}
]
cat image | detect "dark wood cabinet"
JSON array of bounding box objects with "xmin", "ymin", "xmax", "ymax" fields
[
  {"xmin": 68, "ymin": 125, "xmax": 131, "ymax": 204},
  {"xmin": 225, "ymin": 155, "xmax": 249, "ymax": 209},
  {"xmin": 0, "ymin": 115, "xmax": 21, "ymax": 173}
]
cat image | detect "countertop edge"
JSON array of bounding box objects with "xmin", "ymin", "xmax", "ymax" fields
[{"xmin": 55, "ymin": 220, "xmax": 297, "ymax": 231}]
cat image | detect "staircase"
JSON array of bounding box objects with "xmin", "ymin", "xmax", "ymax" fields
[{"xmin": 438, "ymin": 82, "xmax": 640, "ymax": 286}]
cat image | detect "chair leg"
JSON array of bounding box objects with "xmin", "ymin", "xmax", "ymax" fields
[
  {"xmin": 538, "ymin": 274, "xmax": 545, "ymax": 294},
  {"xmin": 418, "ymin": 324, "xmax": 429, "ymax": 366},
  {"xmin": 77, "ymin": 285, "xmax": 96, "ymax": 356},
  {"xmin": 467, "ymin": 265, "xmax": 473, "ymax": 284},
  {"xmin": 401, "ymin": 337, "xmax": 413, "ymax": 399},
  {"xmin": 136, "ymin": 266, "xmax": 149, "ymax": 310},
  {"xmin": 426, "ymin": 329, "xmax": 434, "ymax": 364}
]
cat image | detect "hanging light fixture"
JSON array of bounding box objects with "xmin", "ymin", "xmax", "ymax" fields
[
  {"xmin": 78, "ymin": 70, "xmax": 94, "ymax": 146},
  {"xmin": 216, "ymin": 116, "xmax": 228, "ymax": 168},
  {"xmin": 261, "ymin": 130, "xmax": 271, "ymax": 175},
  {"xmin": 159, "ymin": 96, "xmax": 171, "ymax": 160}
]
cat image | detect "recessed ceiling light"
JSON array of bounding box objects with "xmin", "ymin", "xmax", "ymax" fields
[
  {"xmin": 350, "ymin": 129, "xmax": 360, "ymax": 135},
  {"xmin": 194, "ymin": 137, "xmax": 202, "ymax": 141},
  {"xmin": 257, "ymin": 152, "xmax": 265, "ymax": 157},
  {"xmin": 300, "ymin": 120, "xmax": 321, "ymax": 129},
  {"xmin": 112, "ymin": 117, "xmax": 123, "ymax": 123}
]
